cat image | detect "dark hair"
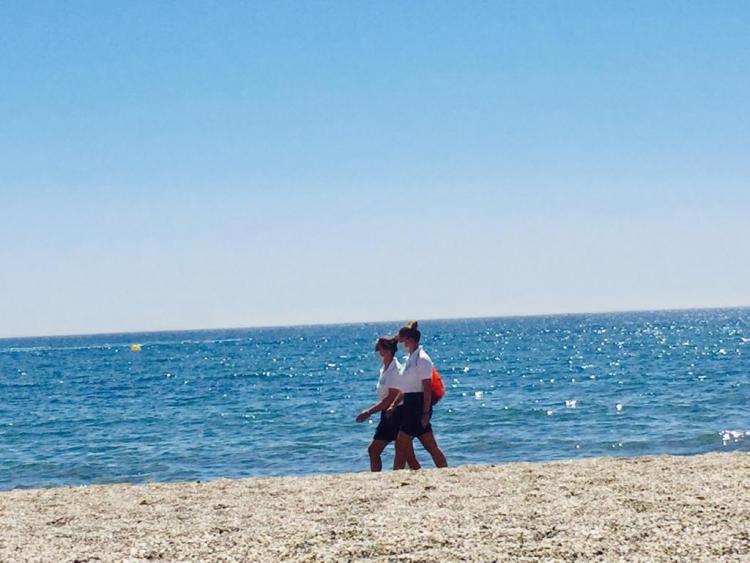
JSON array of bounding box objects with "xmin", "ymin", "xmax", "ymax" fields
[
  {"xmin": 398, "ymin": 320, "xmax": 421, "ymax": 343},
  {"xmin": 375, "ymin": 336, "xmax": 398, "ymax": 355}
]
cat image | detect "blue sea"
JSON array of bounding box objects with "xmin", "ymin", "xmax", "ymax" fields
[{"xmin": 1, "ymin": 308, "xmax": 749, "ymax": 491}]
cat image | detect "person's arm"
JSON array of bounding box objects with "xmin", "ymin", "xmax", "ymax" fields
[
  {"xmin": 420, "ymin": 378, "xmax": 432, "ymax": 428},
  {"xmin": 418, "ymin": 357, "xmax": 433, "ymax": 427},
  {"xmin": 356, "ymin": 388, "xmax": 400, "ymax": 423},
  {"xmin": 384, "ymin": 389, "xmax": 404, "ymax": 417}
]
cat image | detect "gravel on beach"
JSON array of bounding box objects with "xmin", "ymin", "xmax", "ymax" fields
[{"xmin": 2, "ymin": 452, "xmax": 750, "ymax": 562}]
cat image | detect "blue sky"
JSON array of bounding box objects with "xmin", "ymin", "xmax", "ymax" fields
[{"xmin": 1, "ymin": 1, "xmax": 748, "ymax": 337}]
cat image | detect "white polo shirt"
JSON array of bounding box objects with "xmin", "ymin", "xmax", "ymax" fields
[
  {"xmin": 400, "ymin": 346, "xmax": 433, "ymax": 393},
  {"xmin": 376, "ymin": 358, "xmax": 402, "ymax": 400}
]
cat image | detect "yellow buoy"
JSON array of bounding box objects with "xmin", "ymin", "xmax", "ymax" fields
[{"xmin": 130, "ymin": 344, "xmax": 142, "ymax": 352}]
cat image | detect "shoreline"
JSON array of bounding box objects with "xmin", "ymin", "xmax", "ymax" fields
[{"xmin": 2, "ymin": 452, "xmax": 750, "ymax": 561}]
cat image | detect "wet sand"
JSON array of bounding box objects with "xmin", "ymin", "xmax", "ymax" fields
[{"xmin": 1, "ymin": 452, "xmax": 749, "ymax": 561}]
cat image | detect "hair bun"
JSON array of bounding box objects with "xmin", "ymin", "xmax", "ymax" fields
[{"xmin": 398, "ymin": 321, "xmax": 422, "ymax": 343}]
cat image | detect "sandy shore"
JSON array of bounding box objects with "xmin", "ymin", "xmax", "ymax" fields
[{"xmin": 1, "ymin": 452, "xmax": 749, "ymax": 562}]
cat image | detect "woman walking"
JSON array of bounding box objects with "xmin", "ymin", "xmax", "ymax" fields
[
  {"xmin": 393, "ymin": 321, "xmax": 448, "ymax": 470},
  {"xmin": 356, "ymin": 336, "xmax": 420, "ymax": 471}
]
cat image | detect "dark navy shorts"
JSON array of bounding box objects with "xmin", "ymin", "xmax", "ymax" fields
[
  {"xmin": 373, "ymin": 407, "xmax": 402, "ymax": 443},
  {"xmin": 399, "ymin": 392, "xmax": 433, "ymax": 437}
]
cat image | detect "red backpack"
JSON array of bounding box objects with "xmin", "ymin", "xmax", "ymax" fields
[{"xmin": 430, "ymin": 367, "xmax": 446, "ymax": 405}]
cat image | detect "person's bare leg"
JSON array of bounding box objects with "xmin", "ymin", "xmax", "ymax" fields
[
  {"xmin": 393, "ymin": 432, "xmax": 415, "ymax": 470},
  {"xmin": 417, "ymin": 432, "xmax": 448, "ymax": 468},
  {"xmin": 406, "ymin": 446, "xmax": 421, "ymax": 470},
  {"xmin": 368, "ymin": 440, "xmax": 387, "ymax": 472}
]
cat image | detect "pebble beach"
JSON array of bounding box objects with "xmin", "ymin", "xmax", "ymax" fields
[{"xmin": 2, "ymin": 452, "xmax": 749, "ymax": 562}]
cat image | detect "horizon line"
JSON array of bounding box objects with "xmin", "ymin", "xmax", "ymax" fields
[{"xmin": 1, "ymin": 303, "xmax": 748, "ymax": 342}]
